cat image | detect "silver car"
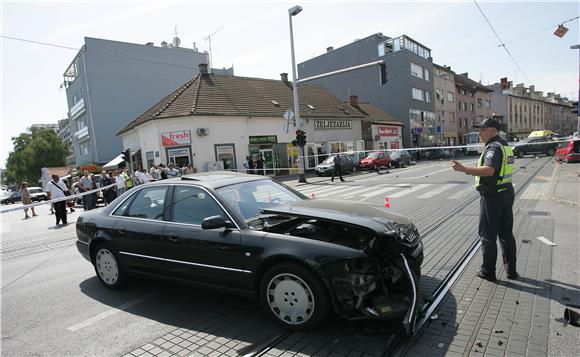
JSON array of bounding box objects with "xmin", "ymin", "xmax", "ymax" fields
[{"xmin": 315, "ymin": 155, "xmax": 355, "ymax": 176}]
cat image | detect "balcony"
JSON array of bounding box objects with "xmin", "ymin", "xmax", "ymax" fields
[
  {"xmin": 74, "ymin": 127, "xmax": 89, "ymax": 140},
  {"xmin": 69, "ymin": 98, "xmax": 85, "ymax": 119}
]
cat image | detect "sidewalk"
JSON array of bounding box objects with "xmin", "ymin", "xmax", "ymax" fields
[{"xmin": 406, "ymin": 161, "xmax": 580, "ymax": 357}]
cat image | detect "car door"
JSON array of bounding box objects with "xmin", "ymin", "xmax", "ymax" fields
[
  {"xmin": 110, "ymin": 185, "xmax": 170, "ymax": 276},
  {"xmin": 161, "ymin": 185, "xmax": 246, "ymax": 290}
]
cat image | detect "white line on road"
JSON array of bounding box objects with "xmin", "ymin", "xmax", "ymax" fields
[
  {"xmin": 355, "ymin": 184, "xmax": 408, "ymax": 201},
  {"xmin": 66, "ymin": 293, "xmax": 157, "ymax": 332},
  {"xmin": 447, "ymin": 185, "xmax": 474, "ymax": 200},
  {"xmin": 417, "ymin": 184, "xmax": 459, "ymax": 199},
  {"xmin": 536, "ymin": 236, "xmax": 557, "ymax": 246},
  {"xmin": 388, "ymin": 184, "xmax": 432, "ymax": 198}
]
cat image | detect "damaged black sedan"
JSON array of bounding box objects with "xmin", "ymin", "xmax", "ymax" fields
[{"xmin": 76, "ymin": 172, "xmax": 423, "ymax": 332}]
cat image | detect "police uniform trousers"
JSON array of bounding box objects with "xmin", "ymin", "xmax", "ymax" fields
[{"xmin": 478, "ymin": 186, "xmax": 517, "ymax": 276}]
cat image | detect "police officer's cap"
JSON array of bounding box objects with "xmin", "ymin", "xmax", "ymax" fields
[{"xmin": 476, "ymin": 117, "xmax": 501, "ymax": 130}]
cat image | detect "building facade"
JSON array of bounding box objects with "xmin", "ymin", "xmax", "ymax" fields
[
  {"xmin": 118, "ymin": 69, "xmax": 387, "ymax": 174},
  {"xmin": 62, "ymin": 37, "xmax": 233, "ymax": 166},
  {"xmin": 297, "ymin": 33, "xmax": 435, "ymax": 148},
  {"xmin": 433, "ymin": 64, "xmax": 458, "ymax": 145},
  {"xmin": 454, "ymin": 73, "xmax": 494, "ymax": 143},
  {"xmin": 488, "ymin": 78, "xmax": 575, "ymax": 139}
]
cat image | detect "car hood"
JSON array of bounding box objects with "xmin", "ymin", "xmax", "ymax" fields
[
  {"xmin": 262, "ymin": 199, "xmax": 411, "ymax": 233},
  {"xmin": 316, "ymin": 164, "xmax": 334, "ymax": 168}
]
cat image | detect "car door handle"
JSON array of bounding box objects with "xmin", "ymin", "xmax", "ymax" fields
[{"xmin": 165, "ymin": 233, "xmax": 181, "ymax": 242}]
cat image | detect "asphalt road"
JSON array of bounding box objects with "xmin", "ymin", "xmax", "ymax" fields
[{"xmin": 0, "ymin": 156, "xmax": 552, "ymax": 356}]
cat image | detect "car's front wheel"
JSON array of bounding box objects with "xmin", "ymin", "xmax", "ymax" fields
[
  {"xmin": 92, "ymin": 243, "xmax": 126, "ymax": 289},
  {"xmin": 516, "ymin": 151, "xmax": 524, "ymax": 158},
  {"xmin": 546, "ymin": 149, "xmax": 555, "ymax": 156},
  {"xmin": 260, "ymin": 263, "xmax": 329, "ymax": 331}
]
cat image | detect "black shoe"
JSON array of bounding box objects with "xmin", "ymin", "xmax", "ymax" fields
[
  {"xmin": 331, "ymin": 179, "xmax": 334, "ymax": 182},
  {"xmin": 340, "ymin": 179, "xmax": 345, "ymax": 182},
  {"xmin": 507, "ymin": 272, "xmax": 521, "ymax": 280},
  {"xmin": 477, "ymin": 271, "xmax": 497, "ymax": 282}
]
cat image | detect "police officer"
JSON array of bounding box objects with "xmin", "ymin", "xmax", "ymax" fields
[{"xmin": 451, "ymin": 117, "xmax": 519, "ymax": 282}]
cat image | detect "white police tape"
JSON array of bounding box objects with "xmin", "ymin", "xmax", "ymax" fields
[{"xmin": 0, "ymin": 183, "xmax": 117, "ymax": 214}]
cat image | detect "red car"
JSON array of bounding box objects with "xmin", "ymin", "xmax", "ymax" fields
[
  {"xmin": 357, "ymin": 151, "xmax": 392, "ymax": 170},
  {"xmin": 555, "ymin": 139, "xmax": 580, "ymax": 163}
]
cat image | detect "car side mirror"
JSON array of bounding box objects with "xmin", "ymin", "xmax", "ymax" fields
[{"xmin": 202, "ymin": 215, "xmax": 235, "ymax": 230}]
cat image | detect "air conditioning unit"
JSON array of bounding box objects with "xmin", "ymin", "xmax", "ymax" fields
[{"xmin": 196, "ymin": 128, "xmax": 209, "ymax": 136}]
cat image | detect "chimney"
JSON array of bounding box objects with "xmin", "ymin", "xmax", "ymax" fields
[
  {"xmin": 199, "ymin": 63, "xmax": 208, "ymax": 75},
  {"xmin": 349, "ymin": 95, "xmax": 359, "ymax": 107},
  {"xmin": 326, "ymin": 46, "xmax": 334, "ymax": 52},
  {"xmin": 280, "ymin": 73, "xmax": 288, "ymax": 82}
]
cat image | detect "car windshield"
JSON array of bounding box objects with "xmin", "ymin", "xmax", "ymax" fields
[
  {"xmin": 322, "ymin": 157, "xmax": 335, "ymax": 164},
  {"xmin": 29, "ymin": 188, "xmax": 43, "ymax": 194},
  {"xmin": 389, "ymin": 151, "xmax": 400, "ymax": 159},
  {"xmin": 367, "ymin": 152, "xmax": 380, "ymax": 158},
  {"xmin": 216, "ymin": 179, "xmax": 306, "ymax": 221}
]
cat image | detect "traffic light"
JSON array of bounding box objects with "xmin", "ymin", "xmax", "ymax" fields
[
  {"xmin": 122, "ymin": 148, "xmax": 130, "ymax": 163},
  {"xmin": 379, "ymin": 62, "xmax": 388, "ymax": 85},
  {"xmin": 295, "ymin": 129, "xmax": 307, "ymax": 147}
]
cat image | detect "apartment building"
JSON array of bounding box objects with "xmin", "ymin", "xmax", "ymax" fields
[
  {"xmin": 298, "ymin": 33, "xmax": 435, "ymax": 148},
  {"xmin": 63, "ymin": 37, "xmax": 233, "ymax": 165}
]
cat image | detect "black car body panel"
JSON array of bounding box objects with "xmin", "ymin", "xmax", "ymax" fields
[
  {"xmin": 76, "ymin": 172, "xmax": 422, "ymax": 332},
  {"xmin": 513, "ymin": 136, "xmax": 558, "ymax": 157}
]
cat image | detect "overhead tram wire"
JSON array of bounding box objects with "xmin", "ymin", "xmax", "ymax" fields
[
  {"xmin": 440, "ymin": 15, "xmax": 579, "ymax": 60},
  {"xmin": 472, "ymin": 0, "xmax": 530, "ymax": 82}
]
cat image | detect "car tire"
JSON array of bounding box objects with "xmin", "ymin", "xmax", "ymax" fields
[
  {"xmin": 260, "ymin": 263, "xmax": 329, "ymax": 331},
  {"xmin": 316, "ymin": 172, "xmax": 321, "ymax": 177},
  {"xmin": 546, "ymin": 149, "xmax": 555, "ymax": 156},
  {"xmin": 517, "ymin": 151, "xmax": 524, "ymax": 159},
  {"xmin": 92, "ymin": 243, "xmax": 126, "ymax": 289}
]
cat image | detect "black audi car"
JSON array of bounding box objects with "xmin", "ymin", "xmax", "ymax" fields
[{"xmin": 76, "ymin": 172, "xmax": 423, "ymax": 332}]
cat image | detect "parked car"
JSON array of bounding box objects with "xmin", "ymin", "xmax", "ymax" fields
[
  {"xmin": 389, "ymin": 150, "xmax": 413, "ymax": 168},
  {"xmin": 512, "ymin": 136, "xmax": 558, "ymax": 158},
  {"xmin": 76, "ymin": 172, "xmax": 423, "ymax": 332},
  {"xmin": 27, "ymin": 187, "xmax": 48, "ymax": 202},
  {"xmin": 555, "ymin": 139, "xmax": 580, "ymax": 163},
  {"xmin": 1, "ymin": 192, "xmax": 22, "ymax": 204},
  {"xmin": 315, "ymin": 155, "xmax": 355, "ymax": 176},
  {"xmin": 357, "ymin": 151, "xmax": 391, "ymax": 170}
]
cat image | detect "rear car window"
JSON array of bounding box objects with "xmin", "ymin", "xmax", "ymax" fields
[{"xmin": 115, "ymin": 186, "xmax": 167, "ymax": 220}]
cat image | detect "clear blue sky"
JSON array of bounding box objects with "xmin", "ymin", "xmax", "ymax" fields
[{"xmin": 1, "ymin": 0, "xmax": 578, "ymax": 168}]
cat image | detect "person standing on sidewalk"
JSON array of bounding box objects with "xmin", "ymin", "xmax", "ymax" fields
[
  {"xmin": 331, "ymin": 154, "xmax": 345, "ymax": 182},
  {"xmin": 79, "ymin": 171, "xmax": 94, "ymax": 211},
  {"xmin": 46, "ymin": 174, "xmax": 69, "ymax": 225},
  {"xmin": 115, "ymin": 170, "xmax": 127, "ymax": 195},
  {"xmin": 451, "ymin": 117, "xmax": 519, "ymax": 282},
  {"xmin": 20, "ymin": 182, "xmax": 37, "ymax": 218}
]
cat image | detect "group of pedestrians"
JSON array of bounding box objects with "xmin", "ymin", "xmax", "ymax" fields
[
  {"xmin": 148, "ymin": 163, "xmax": 196, "ymax": 180},
  {"xmin": 243, "ymin": 155, "xmax": 265, "ymax": 175}
]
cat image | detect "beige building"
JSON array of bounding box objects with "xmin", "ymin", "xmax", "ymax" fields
[
  {"xmin": 489, "ymin": 78, "xmax": 575, "ymax": 139},
  {"xmin": 433, "ymin": 64, "xmax": 458, "ymax": 145},
  {"xmin": 454, "ymin": 73, "xmax": 493, "ymax": 143}
]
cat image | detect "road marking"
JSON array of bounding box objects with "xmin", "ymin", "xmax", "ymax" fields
[
  {"xmin": 417, "ymin": 184, "xmax": 459, "ymax": 199},
  {"xmin": 66, "ymin": 294, "xmax": 156, "ymax": 332},
  {"xmin": 355, "ymin": 184, "xmax": 408, "ymax": 201},
  {"xmin": 536, "ymin": 236, "xmax": 557, "ymax": 246},
  {"xmin": 339, "ymin": 186, "xmax": 385, "ymax": 199},
  {"xmin": 313, "ymin": 185, "xmax": 371, "ymax": 198},
  {"xmin": 447, "ymin": 185, "xmax": 474, "ymax": 200},
  {"xmin": 388, "ymin": 184, "xmax": 432, "ymax": 198}
]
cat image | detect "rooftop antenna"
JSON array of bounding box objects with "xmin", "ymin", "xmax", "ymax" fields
[
  {"xmin": 172, "ymin": 26, "xmax": 181, "ymax": 48},
  {"xmin": 205, "ymin": 26, "xmax": 224, "ymax": 74}
]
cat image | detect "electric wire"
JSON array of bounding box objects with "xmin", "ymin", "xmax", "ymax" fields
[{"xmin": 472, "ymin": 0, "xmax": 530, "ymax": 82}]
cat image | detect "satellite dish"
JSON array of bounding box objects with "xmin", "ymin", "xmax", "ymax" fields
[{"xmin": 172, "ymin": 36, "xmax": 181, "ymax": 47}]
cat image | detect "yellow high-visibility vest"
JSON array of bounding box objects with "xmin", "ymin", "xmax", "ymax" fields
[{"xmin": 475, "ymin": 142, "xmax": 514, "ymax": 193}]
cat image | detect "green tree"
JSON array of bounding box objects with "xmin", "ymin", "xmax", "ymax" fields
[{"xmin": 5, "ymin": 127, "xmax": 68, "ymax": 186}]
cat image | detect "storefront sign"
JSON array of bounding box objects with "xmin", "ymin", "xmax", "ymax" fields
[
  {"xmin": 378, "ymin": 126, "xmax": 400, "ymax": 137},
  {"xmin": 249, "ymin": 135, "xmax": 278, "ymax": 144},
  {"xmin": 167, "ymin": 148, "xmax": 190, "ymax": 157},
  {"xmin": 314, "ymin": 120, "xmax": 352, "ymax": 130},
  {"xmin": 80, "ymin": 164, "xmax": 98, "ymax": 172},
  {"xmin": 161, "ymin": 130, "xmax": 191, "ymax": 146}
]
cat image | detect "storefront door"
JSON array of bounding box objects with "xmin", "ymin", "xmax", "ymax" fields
[{"xmin": 260, "ymin": 149, "xmax": 274, "ymax": 176}]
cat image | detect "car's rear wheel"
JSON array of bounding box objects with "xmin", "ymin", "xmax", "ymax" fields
[
  {"xmin": 546, "ymin": 149, "xmax": 555, "ymax": 156},
  {"xmin": 517, "ymin": 151, "xmax": 524, "ymax": 158},
  {"xmin": 92, "ymin": 243, "xmax": 126, "ymax": 289},
  {"xmin": 260, "ymin": 263, "xmax": 329, "ymax": 331}
]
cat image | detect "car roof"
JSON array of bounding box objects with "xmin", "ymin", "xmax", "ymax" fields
[{"xmin": 146, "ymin": 171, "xmax": 270, "ymax": 190}]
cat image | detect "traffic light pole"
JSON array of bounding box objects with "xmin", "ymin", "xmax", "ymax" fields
[{"xmin": 289, "ymin": 11, "xmax": 307, "ymax": 183}]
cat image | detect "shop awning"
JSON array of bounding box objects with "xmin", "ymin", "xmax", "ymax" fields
[{"xmin": 103, "ymin": 154, "xmax": 124, "ymax": 170}]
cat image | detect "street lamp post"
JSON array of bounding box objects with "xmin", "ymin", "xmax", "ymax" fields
[
  {"xmin": 288, "ymin": 5, "xmax": 307, "ymax": 183},
  {"xmin": 572, "ymin": 44, "xmax": 580, "ymax": 136}
]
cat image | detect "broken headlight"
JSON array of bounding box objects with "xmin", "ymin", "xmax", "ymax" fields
[{"xmin": 384, "ymin": 222, "xmax": 420, "ymax": 245}]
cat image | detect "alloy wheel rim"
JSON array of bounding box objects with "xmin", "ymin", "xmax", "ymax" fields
[
  {"xmin": 267, "ymin": 273, "xmax": 314, "ymax": 325},
  {"xmin": 96, "ymin": 249, "xmax": 119, "ymax": 285}
]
